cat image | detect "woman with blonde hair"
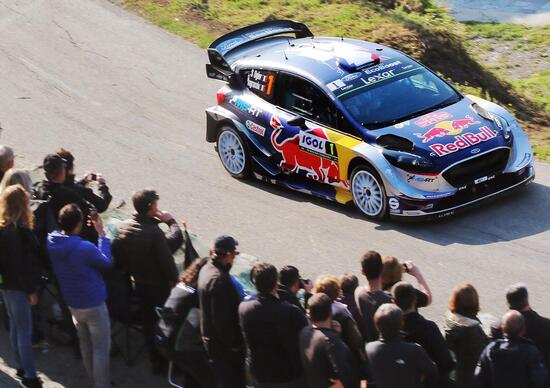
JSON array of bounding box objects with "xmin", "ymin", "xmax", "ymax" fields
[
  {"xmin": 0, "ymin": 168, "xmax": 33, "ymax": 193},
  {"xmin": 445, "ymin": 284, "xmax": 488, "ymax": 388},
  {"xmin": 0, "ymin": 184, "xmax": 42, "ymax": 388}
]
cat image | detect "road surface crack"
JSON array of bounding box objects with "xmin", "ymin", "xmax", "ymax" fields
[{"xmin": 52, "ymin": 19, "xmax": 109, "ymax": 60}]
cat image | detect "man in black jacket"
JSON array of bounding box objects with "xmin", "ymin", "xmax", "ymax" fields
[
  {"xmin": 33, "ymin": 154, "xmax": 92, "ymax": 245},
  {"xmin": 111, "ymin": 189, "xmax": 183, "ymax": 374},
  {"xmin": 506, "ymin": 283, "xmax": 550, "ymax": 370},
  {"xmin": 239, "ymin": 263, "xmax": 308, "ymax": 388},
  {"xmin": 198, "ymin": 235, "xmax": 245, "ymax": 388},
  {"xmin": 474, "ymin": 310, "xmax": 549, "ymax": 388},
  {"xmin": 277, "ymin": 265, "xmax": 312, "ymax": 313},
  {"xmin": 365, "ymin": 303, "xmax": 438, "ymax": 388},
  {"xmin": 392, "ymin": 281, "xmax": 454, "ymax": 387},
  {"xmin": 56, "ymin": 148, "xmax": 112, "ymax": 244},
  {"xmin": 299, "ymin": 293, "xmax": 359, "ymax": 388}
]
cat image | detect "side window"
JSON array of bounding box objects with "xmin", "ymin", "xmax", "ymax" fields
[
  {"xmin": 240, "ymin": 69, "xmax": 276, "ymax": 102},
  {"xmin": 277, "ymin": 74, "xmax": 338, "ymax": 130}
]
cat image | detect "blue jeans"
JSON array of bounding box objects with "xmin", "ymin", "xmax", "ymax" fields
[{"xmin": 1, "ymin": 289, "xmax": 37, "ymax": 378}]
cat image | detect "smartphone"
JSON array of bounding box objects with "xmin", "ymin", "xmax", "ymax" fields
[
  {"xmin": 89, "ymin": 173, "xmax": 97, "ymax": 181},
  {"xmin": 402, "ymin": 263, "xmax": 409, "ymax": 273}
]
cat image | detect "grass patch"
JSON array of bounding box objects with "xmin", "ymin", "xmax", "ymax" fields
[
  {"xmin": 465, "ymin": 22, "xmax": 550, "ymax": 50},
  {"xmin": 511, "ymin": 70, "xmax": 550, "ymax": 112}
]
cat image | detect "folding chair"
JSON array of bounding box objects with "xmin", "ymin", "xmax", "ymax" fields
[{"xmin": 155, "ymin": 307, "xmax": 184, "ymax": 388}]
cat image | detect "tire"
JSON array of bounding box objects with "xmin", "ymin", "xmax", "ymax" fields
[
  {"xmin": 216, "ymin": 125, "xmax": 251, "ymax": 179},
  {"xmin": 350, "ymin": 165, "xmax": 388, "ymax": 220}
]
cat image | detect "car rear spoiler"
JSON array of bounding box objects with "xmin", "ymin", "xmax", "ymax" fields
[{"xmin": 206, "ymin": 20, "xmax": 313, "ymax": 82}]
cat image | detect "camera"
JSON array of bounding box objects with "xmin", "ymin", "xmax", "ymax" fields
[
  {"xmin": 89, "ymin": 173, "xmax": 97, "ymax": 181},
  {"xmin": 299, "ymin": 278, "xmax": 310, "ymax": 289}
]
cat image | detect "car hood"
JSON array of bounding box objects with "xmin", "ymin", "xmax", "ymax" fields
[{"xmin": 375, "ymin": 97, "xmax": 510, "ymax": 171}]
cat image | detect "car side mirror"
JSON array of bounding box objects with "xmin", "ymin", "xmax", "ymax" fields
[
  {"xmin": 228, "ymin": 73, "xmax": 243, "ymax": 89},
  {"xmin": 287, "ymin": 115, "xmax": 307, "ymax": 129}
]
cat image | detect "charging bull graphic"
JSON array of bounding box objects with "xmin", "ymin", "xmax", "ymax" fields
[
  {"xmin": 415, "ymin": 115, "xmax": 480, "ymax": 143},
  {"xmin": 270, "ymin": 116, "xmax": 341, "ymax": 184}
]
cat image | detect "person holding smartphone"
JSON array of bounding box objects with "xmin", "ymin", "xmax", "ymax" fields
[{"xmin": 111, "ymin": 189, "xmax": 183, "ymax": 375}]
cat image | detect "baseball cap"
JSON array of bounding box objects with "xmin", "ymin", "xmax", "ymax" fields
[
  {"xmin": 43, "ymin": 154, "xmax": 66, "ymax": 175},
  {"xmin": 214, "ymin": 235, "xmax": 239, "ymax": 254}
]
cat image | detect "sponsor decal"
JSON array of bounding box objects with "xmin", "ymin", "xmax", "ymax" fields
[
  {"xmin": 299, "ymin": 132, "xmax": 338, "ymax": 161},
  {"xmin": 270, "ymin": 115, "xmax": 283, "ymax": 130},
  {"xmin": 271, "ymin": 125, "xmax": 341, "ymax": 184},
  {"xmin": 414, "ymin": 115, "xmax": 480, "ymax": 143},
  {"xmin": 245, "ymin": 120, "xmax": 266, "ymax": 137},
  {"xmin": 414, "ymin": 112, "xmax": 453, "ymax": 128},
  {"xmin": 360, "ymin": 70, "xmax": 397, "ymax": 87},
  {"xmin": 406, "ymin": 175, "xmax": 436, "ymax": 183},
  {"xmin": 217, "ymin": 37, "xmax": 245, "ymax": 52},
  {"xmin": 341, "ymin": 72, "xmax": 362, "ymax": 82},
  {"xmin": 470, "ymin": 148, "xmax": 481, "ymax": 154},
  {"xmin": 402, "ymin": 210, "xmax": 424, "ymax": 216},
  {"xmin": 437, "ymin": 210, "xmax": 455, "ymax": 219},
  {"xmin": 362, "ymin": 60, "xmax": 402, "ymax": 75},
  {"xmin": 394, "ymin": 120, "xmax": 410, "ymax": 129},
  {"xmin": 474, "ymin": 175, "xmax": 495, "ymax": 185},
  {"xmin": 429, "ymin": 126, "xmax": 497, "ymax": 157},
  {"xmin": 388, "ymin": 198, "xmax": 400, "ymax": 210},
  {"xmin": 229, "ymin": 96, "xmax": 263, "ymax": 118},
  {"xmin": 327, "ymin": 79, "xmax": 346, "ymax": 92}
]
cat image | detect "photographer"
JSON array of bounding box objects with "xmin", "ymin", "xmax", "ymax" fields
[
  {"xmin": 277, "ymin": 265, "xmax": 313, "ymax": 313},
  {"xmin": 381, "ymin": 256, "xmax": 432, "ymax": 308}
]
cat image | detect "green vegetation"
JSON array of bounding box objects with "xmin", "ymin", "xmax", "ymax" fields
[{"xmin": 123, "ymin": 0, "xmax": 550, "ymax": 160}]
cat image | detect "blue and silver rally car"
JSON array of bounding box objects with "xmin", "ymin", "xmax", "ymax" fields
[{"xmin": 205, "ymin": 20, "xmax": 535, "ymax": 220}]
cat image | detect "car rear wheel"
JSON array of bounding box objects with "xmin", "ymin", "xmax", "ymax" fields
[
  {"xmin": 217, "ymin": 125, "xmax": 251, "ymax": 178},
  {"xmin": 350, "ymin": 165, "xmax": 388, "ymax": 220}
]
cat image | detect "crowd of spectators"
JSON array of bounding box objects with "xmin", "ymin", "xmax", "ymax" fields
[{"xmin": 0, "ymin": 144, "xmax": 549, "ymax": 388}]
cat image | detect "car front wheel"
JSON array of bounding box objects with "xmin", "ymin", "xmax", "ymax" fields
[
  {"xmin": 350, "ymin": 165, "xmax": 388, "ymax": 220},
  {"xmin": 217, "ymin": 125, "xmax": 251, "ymax": 179}
]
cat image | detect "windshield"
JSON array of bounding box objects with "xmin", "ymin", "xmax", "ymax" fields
[{"xmin": 339, "ymin": 67, "xmax": 461, "ymax": 130}]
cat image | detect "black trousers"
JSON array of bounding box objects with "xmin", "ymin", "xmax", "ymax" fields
[
  {"xmin": 134, "ymin": 282, "xmax": 170, "ymax": 369},
  {"xmin": 204, "ymin": 341, "xmax": 246, "ymax": 388}
]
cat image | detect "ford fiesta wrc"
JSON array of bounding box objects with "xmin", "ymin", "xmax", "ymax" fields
[{"xmin": 204, "ymin": 20, "xmax": 535, "ymax": 221}]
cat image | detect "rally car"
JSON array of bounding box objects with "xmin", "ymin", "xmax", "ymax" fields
[{"xmin": 204, "ymin": 20, "xmax": 535, "ymax": 220}]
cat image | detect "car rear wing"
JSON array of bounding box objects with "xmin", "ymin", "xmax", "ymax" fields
[{"xmin": 206, "ymin": 19, "xmax": 313, "ymax": 82}]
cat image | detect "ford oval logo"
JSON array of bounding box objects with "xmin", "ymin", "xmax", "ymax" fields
[{"xmin": 471, "ymin": 148, "xmax": 481, "ymax": 154}]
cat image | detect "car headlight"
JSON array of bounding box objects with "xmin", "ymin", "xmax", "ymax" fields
[{"xmin": 382, "ymin": 149, "xmax": 434, "ymax": 171}]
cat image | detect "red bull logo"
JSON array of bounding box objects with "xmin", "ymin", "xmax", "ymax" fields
[
  {"xmin": 415, "ymin": 115, "xmax": 480, "ymax": 143},
  {"xmin": 270, "ymin": 116, "xmax": 340, "ymax": 184},
  {"xmin": 429, "ymin": 126, "xmax": 497, "ymax": 157}
]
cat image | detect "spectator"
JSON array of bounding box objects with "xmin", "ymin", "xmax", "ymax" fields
[
  {"xmin": 47, "ymin": 204, "xmax": 112, "ymax": 388},
  {"xmin": 156, "ymin": 257, "xmax": 216, "ymax": 388},
  {"xmin": 381, "ymin": 256, "xmax": 432, "ymax": 308},
  {"xmin": 198, "ymin": 235, "xmax": 245, "ymax": 388},
  {"xmin": 315, "ymin": 275, "xmax": 366, "ymax": 377},
  {"xmin": 0, "ymin": 145, "xmax": 15, "ymax": 182},
  {"xmin": 33, "ymin": 154, "xmax": 91, "ymax": 245},
  {"xmin": 506, "ymin": 283, "xmax": 550, "ymax": 369},
  {"xmin": 278, "ymin": 265, "xmax": 313, "ymax": 313},
  {"xmin": 474, "ymin": 310, "xmax": 549, "ymax": 388},
  {"xmin": 392, "ymin": 281, "xmax": 455, "ymax": 387},
  {"xmin": 445, "ymin": 284, "xmax": 488, "ymax": 388},
  {"xmin": 355, "ymin": 250, "xmax": 392, "ymax": 342},
  {"xmin": 340, "ymin": 274, "xmax": 361, "ymax": 326},
  {"xmin": 111, "ymin": 189, "xmax": 183, "ymax": 374},
  {"xmin": 0, "ymin": 185, "xmax": 42, "ymax": 388},
  {"xmin": 299, "ymin": 293, "xmax": 360, "ymax": 388},
  {"xmin": 56, "ymin": 148, "xmax": 112, "ymax": 244},
  {"xmin": 0, "ymin": 169, "xmax": 33, "ymax": 194},
  {"xmin": 365, "ymin": 303, "xmax": 438, "ymax": 388},
  {"xmin": 239, "ymin": 262, "xmax": 308, "ymax": 388}
]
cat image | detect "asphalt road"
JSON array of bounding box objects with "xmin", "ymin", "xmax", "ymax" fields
[{"xmin": 1, "ymin": 0, "xmax": 549, "ymax": 328}]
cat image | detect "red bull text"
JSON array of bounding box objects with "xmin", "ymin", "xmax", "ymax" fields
[{"xmin": 429, "ymin": 126, "xmax": 497, "ymax": 157}]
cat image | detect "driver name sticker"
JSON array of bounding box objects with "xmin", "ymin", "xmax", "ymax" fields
[{"xmin": 299, "ymin": 132, "xmax": 338, "ymax": 161}]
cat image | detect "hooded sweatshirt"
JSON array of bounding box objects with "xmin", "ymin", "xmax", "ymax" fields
[{"xmin": 47, "ymin": 231, "xmax": 112, "ymax": 309}]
